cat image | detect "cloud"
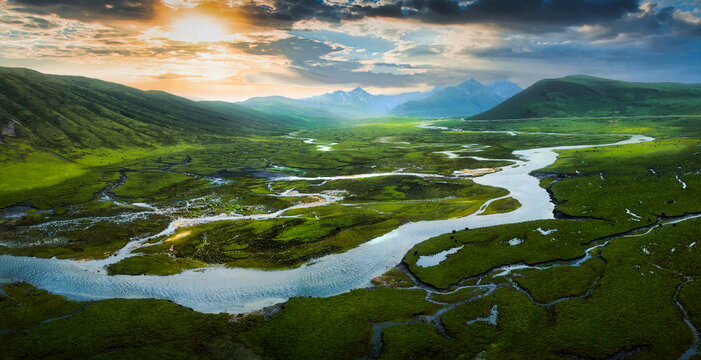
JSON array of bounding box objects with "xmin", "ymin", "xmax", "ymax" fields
[
  {"xmin": 7, "ymin": 0, "xmax": 700, "ymax": 42},
  {"xmin": 2, "ymin": 0, "xmax": 700, "ymax": 98},
  {"xmin": 0, "ymin": 15, "xmax": 24, "ymax": 25},
  {"xmin": 402, "ymin": 44, "xmax": 445, "ymax": 56},
  {"xmin": 233, "ymin": 0, "xmax": 357, "ymax": 27},
  {"xmin": 196, "ymin": 0, "xmax": 643, "ymax": 33},
  {"xmin": 8, "ymin": 0, "xmax": 164, "ymax": 21},
  {"xmin": 150, "ymin": 72, "xmax": 203, "ymax": 79},
  {"xmin": 230, "ymin": 35, "xmax": 507, "ymax": 88},
  {"xmin": 380, "ymin": 0, "xmax": 639, "ymax": 27},
  {"xmin": 232, "ymin": 36, "xmax": 340, "ymax": 62},
  {"xmin": 7, "ymin": 0, "xmax": 645, "ymax": 32},
  {"xmin": 21, "ymin": 15, "xmax": 59, "ymax": 28},
  {"xmin": 582, "ymin": 2, "xmax": 701, "ymax": 39}
]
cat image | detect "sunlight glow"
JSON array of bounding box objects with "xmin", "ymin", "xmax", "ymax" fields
[
  {"xmin": 166, "ymin": 15, "xmax": 230, "ymax": 43},
  {"xmin": 162, "ymin": 0, "xmax": 200, "ymax": 8}
]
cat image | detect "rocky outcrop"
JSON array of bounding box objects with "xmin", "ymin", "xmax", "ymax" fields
[
  {"xmin": 2, "ymin": 119, "xmax": 17, "ymax": 136},
  {"xmin": 0, "ymin": 114, "xmax": 23, "ymax": 144}
]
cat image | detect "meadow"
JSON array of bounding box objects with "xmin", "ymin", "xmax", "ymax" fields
[
  {"xmin": 1, "ymin": 115, "xmax": 699, "ymax": 359},
  {"xmin": 1, "ymin": 120, "xmax": 615, "ymax": 271}
]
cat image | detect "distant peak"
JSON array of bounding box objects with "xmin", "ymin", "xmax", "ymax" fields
[
  {"xmin": 455, "ymin": 79, "xmax": 486, "ymax": 93},
  {"xmin": 350, "ymin": 87, "xmax": 369, "ymax": 94},
  {"xmin": 460, "ymin": 79, "xmax": 482, "ymax": 86},
  {"xmin": 456, "ymin": 79, "xmax": 485, "ymax": 90}
]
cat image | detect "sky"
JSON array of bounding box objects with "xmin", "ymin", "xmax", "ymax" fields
[{"xmin": 1, "ymin": 0, "xmax": 700, "ymax": 101}]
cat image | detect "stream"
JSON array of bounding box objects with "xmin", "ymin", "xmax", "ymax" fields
[{"xmin": 0, "ymin": 134, "xmax": 654, "ymax": 313}]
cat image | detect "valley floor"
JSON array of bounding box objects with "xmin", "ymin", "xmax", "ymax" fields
[{"xmin": 1, "ymin": 116, "xmax": 700, "ymax": 359}]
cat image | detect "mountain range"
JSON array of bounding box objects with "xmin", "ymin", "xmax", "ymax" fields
[
  {"xmin": 239, "ymin": 79, "xmax": 522, "ymax": 118},
  {"xmin": 391, "ymin": 79, "xmax": 522, "ymax": 118},
  {"xmin": 2, "ymin": 66, "xmax": 701, "ymax": 158}
]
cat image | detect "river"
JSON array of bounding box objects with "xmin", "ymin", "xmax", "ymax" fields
[{"xmin": 0, "ymin": 134, "xmax": 654, "ymax": 313}]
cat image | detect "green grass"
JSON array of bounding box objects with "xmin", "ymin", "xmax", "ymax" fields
[
  {"xmin": 679, "ymin": 277, "xmax": 701, "ymax": 329},
  {"xmin": 0, "ymin": 151, "xmax": 88, "ymax": 194},
  {"xmin": 130, "ymin": 173, "xmax": 507, "ymax": 270},
  {"xmin": 546, "ymin": 139, "xmax": 701, "ymax": 222},
  {"xmin": 480, "ymin": 196, "xmax": 521, "ymax": 215},
  {"xmin": 0, "ymin": 283, "xmax": 83, "ymax": 331},
  {"xmin": 2, "ymin": 119, "xmax": 700, "ymax": 359},
  {"xmin": 441, "ymin": 287, "xmax": 550, "ymax": 358},
  {"xmin": 429, "ymin": 287, "xmax": 488, "ymax": 303},
  {"xmin": 106, "ymin": 254, "xmax": 207, "ymax": 276},
  {"xmin": 404, "ymin": 219, "xmax": 639, "ymax": 288},
  {"xmin": 448, "ymin": 114, "xmax": 701, "ymax": 138},
  {"xmin": 112, "ymin": 171, "xmax": 205, "ymax": 201},
  {"xmin": 0, "ymin": 144, "xmax": 202, "ymax": 209},
  {"xmin": 0, "ymin": 117, "xmax": 634, "ymax": 213},
  {"xmin": 240, "ymin": 287, "xmax": 442, "ymax": 360},
  {"xmin": 0, "ymin": 283, "xmax": 442, "ymax": 360},
  {"xmin": 379, "ymin": 322, "xmax": 454, "ymax": 359},
  {"xmin": 0, "ymin": 293, "xmax": 239, "ymax": 359},
  {"xmin": 3, "ymin": 213, "xmax": 697, "ymax": 359},
  {"xmin": 0, "ymin": 214, "xmax": 171, "ymax": 260},
  {"xmin": 423, "ymin": 213, "xmax": 700, "ymax": 360},
  {"xmin": 2, "ymin": 88, "xmax": 701, "ymax": 360},
  {"xmin": 0, "ymin": 66, "xmax": 297, "ymax": 152},
  {"xmin": 544, "ymin": 219, "xmax": 699, "ymax": 358},
  {"xmin": 371, "ymin": 268, "xmax": 415, "ymax": 288},
  {"xmin": 513, "ymin": 258, "xmax": 605, "ymax": 303},
  {"xmin": 0, "ymin": 163, "xmax": 118, "ymax": 209}
]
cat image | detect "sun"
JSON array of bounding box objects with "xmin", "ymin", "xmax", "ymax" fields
[{"xmin": 166, "ymin": 15, "xmax": 230, "ymax": 43}]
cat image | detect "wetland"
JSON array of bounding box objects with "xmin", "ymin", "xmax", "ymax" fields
[{"xmin": 2, "ymin": 117, "xmax": 700, "ymax": 359}]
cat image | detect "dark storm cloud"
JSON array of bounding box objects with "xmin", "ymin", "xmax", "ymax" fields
[
  {"xmin": 459, "ymin": 2, "xmax": 701, "ymax": 67},
  {"xmin": 387, "ymin": 0, "xmax": 639, "ymax": 25},
  {"xmin": 465, "ymin": 42, "xmax": 607, "ymax": 64},
  {"xmin": 8, "ymin": 0, "xmax": 163, "ymax": 21},
  {"xmin": 232, "ymin": 36, "xmax": 340, "ymax": 62},
  {"xmin": 8, "ymin": 0, "xmax": 698, "ymax": 38},
  {"xmin": 240, "ymin": 0, "xmax": 353, "ymax": 24},
  {"xmin": 229, "ymin": 0, "xmax": 641, "ymax": 32},
  {"xmin": 590, "ymin": 4, "xmax": 701, "ymax": 38}
]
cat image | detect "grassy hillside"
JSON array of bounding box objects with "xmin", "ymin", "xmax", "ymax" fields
[
  {"xmin": 0, "ymin": 66, "xmax": 338, "ymax": 209},
  {"xmin": 471, "ymin": 75, "xmax": 701, "ymax": 119},
  {"xmin": 0, "ymin": 67, "xmax": 293, "ymax": 154},
  {"xmin": 215, "ymin": 96, "xmax": 346, "ymax": 127}
]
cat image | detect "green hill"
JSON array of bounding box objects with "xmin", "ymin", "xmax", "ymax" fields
[
  {"xmin": 471, "ymin": 75, "xmax": 701, "ymax": 120},
  {"xmin": 215, "ymin": 96, "xmax": 346, "ymax": 127},
  {"xmin": 0, "ymin": 67, "xmax": 299, "ymax": 153}
]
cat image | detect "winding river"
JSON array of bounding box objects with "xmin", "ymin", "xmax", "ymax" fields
[{"xmin": 0, "ymin": 134, "xmax": 653, "ymax": 313}]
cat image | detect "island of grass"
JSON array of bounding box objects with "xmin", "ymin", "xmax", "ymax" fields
[
  {"xmin": 137, "ymin": 176, "xmax": 509, "ymax": 270},
  {"xmin": 106, "ymin": 254, "xmax": 206, "ymax": 276}
]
